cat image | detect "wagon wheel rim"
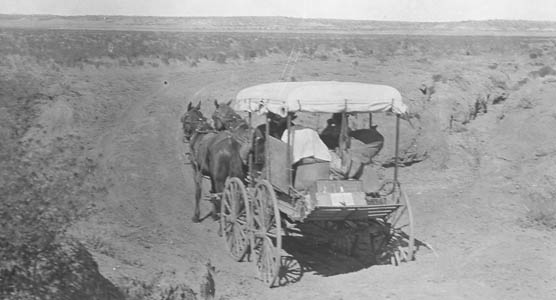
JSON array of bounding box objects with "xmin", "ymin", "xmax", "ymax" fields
[
  {"xmin": 251, "ymin": 179, "xmax": 281, "ymax": 287},
  {"xmin": 221, "ymin": 177, "xmax": 250, "ymax": 262},
  {"xmin": 383, "ymin": 185, "xmax": 415, "ymax": 265},
  {"xmin": 275, "ymin": 256, "xmax": 303, "ymax": 286}
]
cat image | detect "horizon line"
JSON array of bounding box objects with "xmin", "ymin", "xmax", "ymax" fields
[{"xmin": 1, "ymin": 13, "xmax": 555, "ymax": 24}]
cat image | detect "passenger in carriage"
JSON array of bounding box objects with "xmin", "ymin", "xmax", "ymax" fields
[
  {"xmin": 278, "ymin": 113, "xmax": 331, "ymax": 164},
  {"xmin": 320, "ymin": 113, "xmax": 384, "ymax": 180},
  {"xmin": 320, "ymin": 112, "xmax": 384, "ymax": 160},
  {"xmin": 254, "ymin": 110, "xmax": 330, "ymax": 164},
  {"xmin": 320, "ymin": 113, "xmax": 344, "ymax": 150},
  {"xmin": 251, "ymin": 111, "xmax": 331, "ymax": 190}
]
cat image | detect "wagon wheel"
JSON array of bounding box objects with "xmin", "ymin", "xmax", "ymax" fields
[
  {"xmin": 383, "ymin": 184, "xmax": 415, "ymax": 265},
  {"xmin": 220, "ymin": 177, "xmax": 250, "ymax": 262},
  {"xmin": 251, "ymin": 179, "xmax": 282, "ymax": 287}
]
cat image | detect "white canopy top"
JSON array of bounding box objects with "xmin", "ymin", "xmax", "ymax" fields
[{"xmin": 233, "ymin": 81, "xmax": 407, "ymax": 117}]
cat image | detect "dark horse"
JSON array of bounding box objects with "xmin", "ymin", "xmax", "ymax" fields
[
  {"xmin": 211, "ymin": 100, "xmax": 291, "ymax": 171},
  {"xmin": 212, "ymin": 100, "xmax": 252, "ymax": 164},
  {"xmin": 181, "ymin": 101, "xmax": 244, "ymax": 223}
]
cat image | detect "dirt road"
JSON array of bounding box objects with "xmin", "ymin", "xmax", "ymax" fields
[{"xmin": 60, "ymin": 56, "xmax": 556, "ymax": 299}]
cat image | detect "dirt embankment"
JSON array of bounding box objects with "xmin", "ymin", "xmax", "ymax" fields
[{"xmin": 2, "ymin": 34, "xmax": 556, "ymax": 299}]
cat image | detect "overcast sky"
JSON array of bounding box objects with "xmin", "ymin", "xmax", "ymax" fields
[{"xmin": 2, "ymin": 0, "xmax": 556, "ymax": 22}]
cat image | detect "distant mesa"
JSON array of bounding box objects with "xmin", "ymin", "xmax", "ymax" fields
[{"xmin": 0, "ymin": 14, "xmax": 556, "ymax": 36}]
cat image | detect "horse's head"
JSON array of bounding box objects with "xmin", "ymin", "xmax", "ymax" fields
[
  {"xmin": 181, "ymin": 101, "xmax": 208, "ymax": 141},
  {"xmin": 212, "ymin": 99, "xmax": 243, "ymax": 130}
]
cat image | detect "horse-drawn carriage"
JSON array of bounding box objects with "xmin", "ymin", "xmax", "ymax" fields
[{"xmin": 182, "ymin": 81, "xmax": 415, "ymax": 287}]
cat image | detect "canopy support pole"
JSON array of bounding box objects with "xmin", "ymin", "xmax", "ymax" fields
[
  {"xmin": 287, "ymin": 114, "xmax": 292, "ymax": 192},
  {"xmin": 369, "ymin": 113, "xmax": 373, "ymax": 128},
  {"xmin": 265, "ymin": 114, "xmax": 271, "ymax": 180},
  {"xmin": 248, "ymin": 110, "xmax": 253, "ymax": 187},
  {"xmin": 340, "ymin": 100, "xmax": 348, "ymax": 162},
  {"xmin": 393, "ymin": 114, "xmax": 401, "ymax": 192}
]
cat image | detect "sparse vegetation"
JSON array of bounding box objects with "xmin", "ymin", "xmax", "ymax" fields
[
  {"xmin": 0, "ymin": 71, "xmax": 117, "ymax": 299},
  {"xmin": 432, "ymin": 74, "xmax": 444, "ymax": 83},
  {"xmin": 529, "ymin": 65, "xmax": 556, "ymax": 78},
  {"xmin": 0, "ymin": 28, "xmax": 549, "ymax": 69},
  {"xmin": 524, "ymin": 176, "xmax": 556, "ymax": 229},
  {"xmin": 517, "ymin": 97, "xmax": 536, "ymax": 109}
]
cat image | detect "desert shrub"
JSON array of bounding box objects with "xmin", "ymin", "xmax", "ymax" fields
[
  {"xmin": 428, "ymin": 85, "xmax": 436, "ymax": 96},
  {"xmin": 268, "ymin": 46, "xmax": 280, "ymax": 54},
  {"xmin": 517, "ymin": 77, "xmax": 529, "ymax": 87},
  {"xmin": 489, "ymin": 75, "xmax": 509, "ymax": 91},
  {"xmin": 529, "ymin": 48, "xmax": 543, "ymax": 59},
  {"xmin": 216, "ymin": 52, "xmax": 227, "ymax": 64},
  {"xmin": 243, "ymin": 49, "xmax": 257, "ymax": 59},
  {"xmin": 529, "ymin": 65, "xmax": 556, "ymax": 78},
  {"xmin": 524, "ymin": 176, "xmax": 556, "ymax": 229},
  {"xmin": 516, "ymin": 97, "xmax": 535, "ymax": 109},
  {"xmin": 120, "ymin": 278, "xmax": 196, "ymax": 300},
  {"xmin": 432, "ymin": 74, "xmax": 444, "ymax": 82},
  {"xmin": 490, "ymin": 93, "xmax": 508, "ymax": 105},
  {"xmin": 302, "ymin": 46, "xmax": 316, "ymax": 56},
  {"xmin": 342, "ymin": 46, "xmax": 355, "ymax": 55}
]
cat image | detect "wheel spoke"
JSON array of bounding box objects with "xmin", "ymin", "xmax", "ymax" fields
[
  {"xmin": 221, "ymin": 178, "xmax": 250, "ymax": 262},
  {"xmin": 223, "ymin": 199, "xmax": 233, "ymax": 215},
  {"xmin": 251, "ymin": 180, "xmax": 281, "ymax": 286},
  {"xmin": 380, "ymin": 185, "xmax": 415, "ymax": 265}
]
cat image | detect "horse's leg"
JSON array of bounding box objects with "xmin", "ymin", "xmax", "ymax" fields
[
  {"xmin": 208, "ymin": 153, "xmax": 230, "ymax": 221},
  {"xmin": 192, "ymin": 170, "xmax": 203, "ymax": 223},
  {"xmin": 209, "ymin": 175, "xmax": 226, "ymax": 220}
]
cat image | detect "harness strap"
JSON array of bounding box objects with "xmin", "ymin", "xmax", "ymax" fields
[
  {"xmin": 195, "ymin": 128, "xmax": 217, "ymax": 134},
  {"xmin": 188, "ymin": 130, "xmax": 235, "ymax": 166}
]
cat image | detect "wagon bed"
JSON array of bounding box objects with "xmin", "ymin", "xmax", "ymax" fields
[{"xmin": 278, "ymin": 201, "xmax": 402, "ymax": 221}]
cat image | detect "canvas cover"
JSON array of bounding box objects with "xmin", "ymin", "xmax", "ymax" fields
[{"xmin": 234, "ymin": 81, "xmax": 407, "ymax": 116}]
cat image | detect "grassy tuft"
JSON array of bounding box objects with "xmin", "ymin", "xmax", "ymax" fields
[{"xmin": 524, "ymin": 176, "xmax": 556, "ymax": 229}]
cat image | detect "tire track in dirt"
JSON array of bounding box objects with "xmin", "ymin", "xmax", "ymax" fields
[
  {"xmin": 74, "ymin": 60, "xmax": 556, "ymax": 300},
  {"xmin": 84, "ymin": 64, "xmax": 454, "ymax": 299},
  {"xmin": 81, "ymin": 65, "xmax": 276, "ymax": 298}
]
